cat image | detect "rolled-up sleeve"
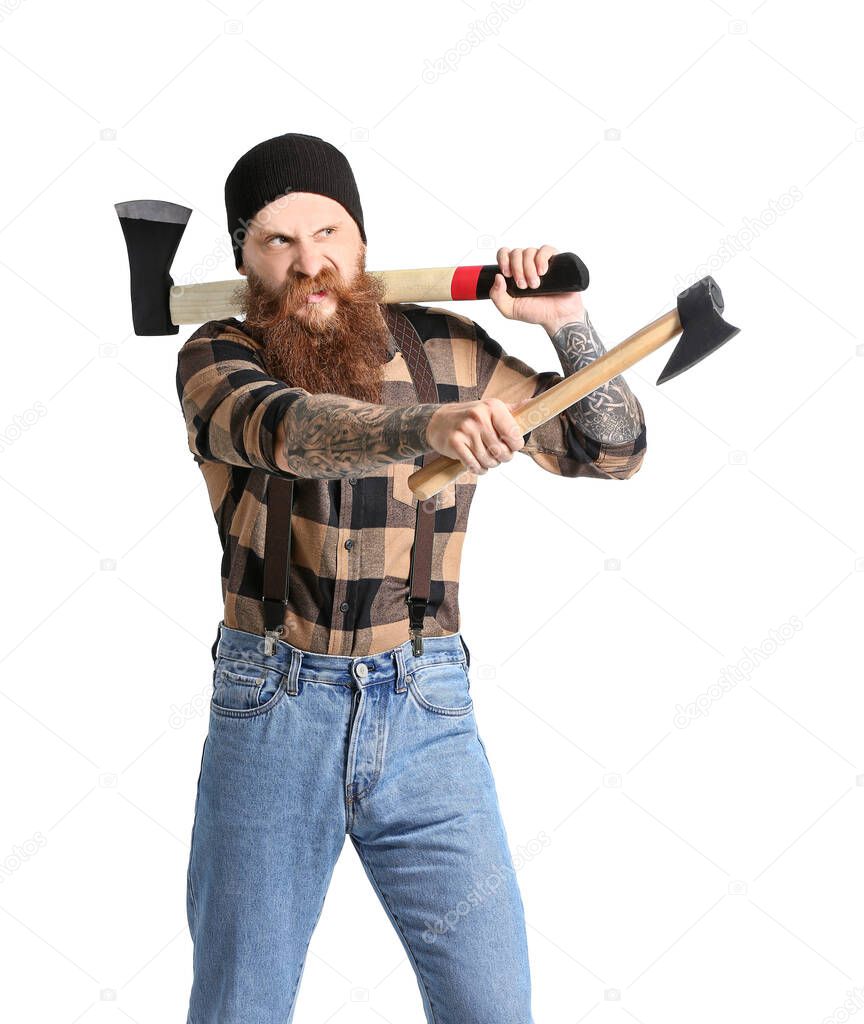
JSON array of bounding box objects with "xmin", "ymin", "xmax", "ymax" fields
[
  {"xmin": 175, "ymin": 321, "xmax": 306, "ymax": 478},
  {"xmin": 472, "ymin": 318, "xmax": 647, "ymax": 481}
]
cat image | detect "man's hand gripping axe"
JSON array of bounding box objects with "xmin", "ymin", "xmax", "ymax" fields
[{"xmin": 409, "ymin": 277, "xmax": 741, "ymax": 499}]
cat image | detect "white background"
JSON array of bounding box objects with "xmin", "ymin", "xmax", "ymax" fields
[{"xmin": 0, "ymin": 0, "xmax": 861, "ymax": 1021}]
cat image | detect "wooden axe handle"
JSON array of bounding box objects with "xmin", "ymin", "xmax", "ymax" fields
[
  {"xmin": 408, "ymin": 307, "xmax": 682, "ymax": 500},
  {"xmin": 170, "ymin": 268, "xmax": 460, "ymax": 322},
  {"xmin": 168, "ymin": 252, "xmax": 588, "ymax": 324}
]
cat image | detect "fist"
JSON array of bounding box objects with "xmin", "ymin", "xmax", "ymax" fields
[
  {"xmin": 489, "ymin": 244, "xmax": 585, "ymax": 330},
  {"xmin": 427, "ymin": 396, "xmax": 531, "ymax": 475}
]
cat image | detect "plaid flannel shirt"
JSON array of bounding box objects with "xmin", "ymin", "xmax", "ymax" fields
[{"xmin": 176, "ymin": 303, "xmax": 647, "ymax": 656}]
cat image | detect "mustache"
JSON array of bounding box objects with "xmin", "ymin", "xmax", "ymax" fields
[
  {"xmin": 241, "ymin": 257, "xmax": 386, "ymax": 331},
  {"xmin": 239, "ymin": 269, "xmax": 337, "ymax": 330},
  {"xmin": 277, "ymin": 268, "xmax": 346, "ymax": 310}
]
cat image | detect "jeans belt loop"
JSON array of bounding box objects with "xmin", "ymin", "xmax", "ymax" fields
[
  {"xmin": 393, "ymin": 645, "xmax": 408, "ymax": 693},
  {"xmin": 285, "ymin": 647, "xmax": 302, "ymax": 696}
]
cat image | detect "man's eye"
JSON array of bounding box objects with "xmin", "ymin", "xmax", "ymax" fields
[{"xmin": 268, "ymin": 228, "xmax": 334, "ymax": 244}]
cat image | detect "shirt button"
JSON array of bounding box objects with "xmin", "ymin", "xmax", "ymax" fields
[
  {"xmin": 340, "ymin": 601, "xmax": 350, "ymax": 612},
  {"xmin": 348, "ymin": 477, "xmax": 357, "ymax": 485},
  {"xmin": 344, "ymin": 539, "xmax": 354, "ymax": 550},
  {"xmin": 355, "ymin": 663, "xmax": 368, "ymax": 678}
]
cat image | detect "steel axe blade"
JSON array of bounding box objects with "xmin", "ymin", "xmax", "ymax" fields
[
  {"xmin": 115, "ymin": 199, "xmax": 192, "ymax": 335},
  {"xmin": 656, "ymin": 275, "xmax": 740, "ymax": 385}
]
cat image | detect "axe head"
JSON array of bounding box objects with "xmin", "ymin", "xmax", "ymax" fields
[
  {"xmin": 656, "ymin": 275, "xmax": 740, "ymax": 385},
  {"xmin": 115, "ymin": 199, "xmax": 192, "ymax": 335}
]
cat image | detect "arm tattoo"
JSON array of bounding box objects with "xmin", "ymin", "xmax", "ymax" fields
[
  {"xmin": 548, "ymin": 311, "xmax": 645, "ymax": 444},
  {"xmin": 279, "ymin": 393, "xmax": 440, "ymax": 478}
]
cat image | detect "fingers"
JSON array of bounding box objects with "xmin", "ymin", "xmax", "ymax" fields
[
  {"xmin": 453, "ymin": 402, "xmax": 524, "ymax": 473},
  {"xmin": 452, "ymin": 440, "xmax": 487, "ymax": 475},
  {"xmin": 489, "ymin": 400, "xmax": 526, "ymax": 453},
  {"xmin": 460, "ymin": 427, "xmax": 508, "ymax": 472},
  {"xmin": 480, "ymin": 423, "xmax": 517, "ymax": 467},
  {"xmin": 520, "ymin": 248, "xmax": 539, "ymax": 288},
  {"xmin": 507, "ymin": 248, "xmax": 526, "ymax": 288},
  {"xmin": 536, "ymin": 244, "xmax": 557, "ymax": 276},
  {"xmin": 472, "ymin": 404, "xmax": 524, "ymax": 470},
  {"xmin": 496, "ymin": 246, "xmax": 514, "ymax": 281},
  {"xmin": 497, "ymin": 247, "xmax": 525, "ymax": 286},
  {"xmin": 497, "ymin": 245, "xmax": 558, "ymax": 288},
  {"xmin": 490, "ymin": 271, "xmax": 514, "ymax": 320}
]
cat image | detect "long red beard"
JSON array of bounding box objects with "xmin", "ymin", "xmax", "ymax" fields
[{"xmin": 237, "ymin": 252, "xmax": 391, "ymax": 404}]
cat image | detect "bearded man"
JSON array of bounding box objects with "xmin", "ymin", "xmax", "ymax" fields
[{"xmin": 177, "ymin": 132, "xmax": 646, "ymax": 1024}]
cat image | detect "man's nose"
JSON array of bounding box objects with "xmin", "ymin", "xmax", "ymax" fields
[{"xmin": 290, "ymin": 245, "xmax": 327, "ymax": 281}]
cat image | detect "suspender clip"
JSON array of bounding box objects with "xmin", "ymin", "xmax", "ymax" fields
[
  {"xmin": 407, "ymin": 596, "xmax": 426, "ymax": 656},
  {"xmin": 263, "ymin": 625, "xmax": 284, "ymax": 656}
]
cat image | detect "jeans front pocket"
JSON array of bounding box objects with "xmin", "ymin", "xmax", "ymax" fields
[
  {"xmin": 210, "ymin": 656, "xmax": 287, "ymax": 718},
  {"xmin": 406, "ymin": 658, "xmax": 473, "ymax": 716}
]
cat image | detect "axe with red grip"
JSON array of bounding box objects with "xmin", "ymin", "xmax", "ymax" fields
[{"xmin": 114, "ymin": 198, "xmax": 589, "ymax": 333}]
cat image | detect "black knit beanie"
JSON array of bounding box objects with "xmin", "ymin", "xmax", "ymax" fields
[{"xmin": 224, "ymin": 133, "xmax": 366, "ymax": 271}]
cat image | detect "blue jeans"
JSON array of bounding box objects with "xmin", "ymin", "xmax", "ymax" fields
[{"xmin": 185, "ymin": 621, "xmax": 534, "ymax": 1024}]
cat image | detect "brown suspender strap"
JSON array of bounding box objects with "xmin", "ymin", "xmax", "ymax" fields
[
  {"xmin": 381, "ymin": 304, "xmax": 439, "ymax": 656},
  {"xmin": 262, "ymin": 475, "xmax": 294, "ymax": 654},
  {"xmin": 261, "ymin": 304, "xmax": 438, "ymax": 657}
]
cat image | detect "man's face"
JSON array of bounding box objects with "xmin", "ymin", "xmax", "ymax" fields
[
  {"xmin": 236, "ymin": 192, "xmax": 391, "ymax": 404},
  {"xmin": 239, "ymin": 192, "xmax": 360, "ymax": 312}
]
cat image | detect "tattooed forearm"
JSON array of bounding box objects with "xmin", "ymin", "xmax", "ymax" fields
[
  {"xmin": 275, "ymin": 393, "xmax": 439, "ymax": 478},
  {"xmin": 547, "ymin": 311, "xmax": 645, "ymax": 444}
]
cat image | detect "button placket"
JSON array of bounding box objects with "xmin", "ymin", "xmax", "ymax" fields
[{"xmin": 332, "ymin": 473, "xmax": 356, "ymax": 642}]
